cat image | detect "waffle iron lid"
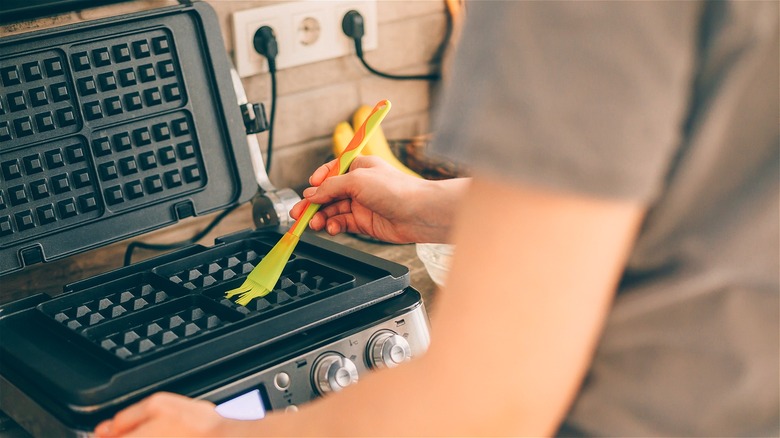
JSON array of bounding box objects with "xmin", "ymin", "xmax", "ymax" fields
[{"xmin": 0, "ymin": 2, "xmax": 258, "ymax": 276}]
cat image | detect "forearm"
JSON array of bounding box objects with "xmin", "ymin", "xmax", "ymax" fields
[
  {"xmin": 408, "ymin": 177, "xmax": 471, "ymax": 244},
  {"xmin": 246, "ymin": 175, "xmax": 644, "ymax": 436}
]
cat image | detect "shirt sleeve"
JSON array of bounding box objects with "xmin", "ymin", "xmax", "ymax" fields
[{"xmin": 430, "ymin": 1, "xmax": 702, "ymax": 202}]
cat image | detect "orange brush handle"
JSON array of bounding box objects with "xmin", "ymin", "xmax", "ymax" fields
[{"xmin": 289, "ymin": 100, "xmax": 391, "ymax": 237}]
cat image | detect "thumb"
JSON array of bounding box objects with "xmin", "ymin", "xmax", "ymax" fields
[
  {"xmin": 303, "ymin": 173, "xmax": 357, "ymax": 206},
  {"xmin": 309, "ymin": 159, "xmax": 339, "ymax": 187},
  {"xmin": 348, "ymin": 155, "xmax": 387, "ymax": 172}
]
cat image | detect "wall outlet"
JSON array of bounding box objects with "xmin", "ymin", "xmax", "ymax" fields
[{"xmin": 232, "ymin": 0, "xmax": 378, "ymax": 77}]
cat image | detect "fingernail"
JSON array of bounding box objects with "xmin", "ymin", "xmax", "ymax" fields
[
  {"xmin": 303, "ymin": 187, "xmax": 317, "ymax": 198},
  {"xmin": 327, "ymin": 222, "xmax": 339, "ymax": 235}
]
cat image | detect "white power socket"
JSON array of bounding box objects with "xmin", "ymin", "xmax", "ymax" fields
[{"xmin": 232, "ymin": 0, "xmax": 378, "ymax": 77}]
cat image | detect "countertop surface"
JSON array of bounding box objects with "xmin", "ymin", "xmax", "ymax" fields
[{"xmin": 0, "ymin": 202, "xmax": 438, "ymax": 437}]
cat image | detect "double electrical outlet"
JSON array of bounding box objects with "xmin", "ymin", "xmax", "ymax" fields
[{"xmin": 232, "ymin": 0, "xmax": 378, "ymax": 77}]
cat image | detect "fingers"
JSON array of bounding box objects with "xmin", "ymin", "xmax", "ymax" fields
[
  {"xmin": 324, "ymin": 214, "xmax": 358, "ymax": 236},
  {"xmin": 313, "ymin": 212, "xmax": 358, "ymax": 236},
  {"xmin": 309, "ymin": 199, "xmax": 352, "ymax": 230},
  {"xmin": 290, "ymin": 175, "xmax": 353, "ymax": 222},
  {"xmin": 95, "ymin": 394, "xmax": 158, "ymax": 437},
  {"xmin": 95, "ymin": 393, "xmax": 219, "ymax": 437},
  {"xmin": 94, "ymin": 420, "xmax": 114, "ymax": 437},
  {"xmin": 318, "ymin": 198, "xmax": 355, "ymax": 219},
  {"xmin": 307, "ymin": 173, "xmax": 360, "ymax": 206},
  {"xmin": 289, "ymin": 197, "xmax": 308, "ymax": 220},
  {"xmin": 309, "ymin": 155, "xmax": 386, "ymax": 187},
  {"xmin": 308, "ymin": 210, "xmax": 327, "ymax": 231},
  {"xmin": 292, "ymin": 155, "xmax": 387, "ymax": 229},
  {"xmin": 291, "ymin": 195, "xmax": 355, "ymax": 236},
  {"xmin": 309, "ymin": 159, "xmax": 339, "ymax": 186},
  {"xmin": 290, "ymin": 186, "xmax": 350, "ymax": 223}
]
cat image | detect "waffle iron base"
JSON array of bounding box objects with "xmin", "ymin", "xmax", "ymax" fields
[{"xmin": 0, "ymin": 229, "xmax": 431, "ymax": 437}]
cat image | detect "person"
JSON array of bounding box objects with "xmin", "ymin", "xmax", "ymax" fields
[{"xmin": 95, "ymin": 1, "xmax": 778, "ymax": 436}]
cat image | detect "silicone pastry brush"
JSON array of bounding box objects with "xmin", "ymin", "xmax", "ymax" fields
[{"xmin": 226, "ymin": 100, "xmax": 392, "ymax": 306}]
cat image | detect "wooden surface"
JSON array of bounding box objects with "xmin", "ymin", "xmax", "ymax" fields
[{"xmin": 0, "ymin": 202, "xmax": 439, "ymax": 312}]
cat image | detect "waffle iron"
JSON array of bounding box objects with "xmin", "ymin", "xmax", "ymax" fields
[{"xmin": 0, "ymin": 3, "xmax": 431, "ymax": 436}]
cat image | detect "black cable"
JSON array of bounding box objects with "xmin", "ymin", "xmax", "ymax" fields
[
  {"xmin": 266, "ymin": 65, "xmax": 277, "ymax": 174},
  {"xmin": 431, "ymin": 1, "xmax": 455, "ymax": 68},
  {"xmin": 355, "ymin": 39, "xmax": 440, "ymax": 81},
  {"xmin": 342, "ymin": 10, "xmax": 441, "ymax": 81},
  {"xmin": 253, "ymin": 26, "xmax": 279, "ymax": 174},
  {"xmin": 123, "ymin": 204, "xmax": 239, "ymax": 266}
]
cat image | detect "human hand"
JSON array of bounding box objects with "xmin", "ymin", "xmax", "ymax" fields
[
  {"xmin": 94, "ymin": 392, "xmax": 254, "ymax": 437},
  {"xmin": 291, "ymin": 156, "xmax": 467, "ymax": 244}
]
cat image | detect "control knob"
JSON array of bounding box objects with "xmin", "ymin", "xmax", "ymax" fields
[
  {"xmin": 312, "ymin": 353, "xmax": 359, "ymax": 395},
  {"xmin": 367, "ymin": 330, "xmax": 412, "ymax": 369}
]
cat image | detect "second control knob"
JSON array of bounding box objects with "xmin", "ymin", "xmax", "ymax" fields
[
  {"xmin": 367, "ymin": 330, "xmax": 412, "ymax": 369},
  {"xmin": 312, "ymin": 353, "xmax": 359, "ymax": 395}
]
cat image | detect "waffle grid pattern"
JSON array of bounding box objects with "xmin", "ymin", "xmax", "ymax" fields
[
  {"xmin": 45, "ymin": 282, "xmax": 172, "ymax": 332},
  {"xmin": 91, "ymin": 299, "xmax": 235, "ymax": 360},
  {"xmin": 36, "ymin": 239, "xmax": 357, "ymax": 363}
]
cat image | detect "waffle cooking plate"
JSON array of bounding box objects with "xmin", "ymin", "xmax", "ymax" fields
[
  {"xmin": 0, "ymin": 228, "xmax": 409, "ymax": 410},
  {"xmin": 0, "ymin": 2, "xmax": 257, "ymax": 276}
]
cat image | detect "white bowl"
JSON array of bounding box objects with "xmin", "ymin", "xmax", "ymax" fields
[{"xmin": 415, "ymin": 243, "xmax": 455, "ymax": 287}]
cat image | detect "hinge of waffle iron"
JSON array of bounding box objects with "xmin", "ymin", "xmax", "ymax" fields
[
  {"xmin": 241, "ymin": 102, "xmax": 269, "ymax": 135},
  {"xmin": 229, "ymin": 68, "xmax": 301, "ymax": 230}
]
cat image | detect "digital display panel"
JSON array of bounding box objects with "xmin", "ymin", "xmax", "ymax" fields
[{"xmin": 214, "ymin": 389, "xmax": 267, "ymax": 421}]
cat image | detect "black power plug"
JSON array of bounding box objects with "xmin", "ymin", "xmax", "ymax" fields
[
  {"xmin": 252, "ymin": 25, "xmax": 279, "ymax": 174},
  {"xmin": 253, "ymin": 26, "xmax": 278, "ymax": 71},
  {"xmin": 341, "ymin": 10, "xmax": 440, "ymax": 81},
  {"xmin": 342, "ymin": 10, "xmax": 365, "ymax": 41}
]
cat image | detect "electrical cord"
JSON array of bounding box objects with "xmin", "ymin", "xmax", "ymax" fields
[
  {"xmin": 342, "ymin": 10, "xmax": 441, "ymax": 81},
  {"xmin": 266, "ymin": 68, "xmax": 277, "ymax": 174},
  {"xmin": 123, "ymin": 204, "xmax": 240, "ymax": 266},
  {"xmin": 253, "ymin": 26, "xmax": 279, "ymax": 174},
  {"xmin": 431, "ymin": 0, "xmax": 456, "ymax": 69}
]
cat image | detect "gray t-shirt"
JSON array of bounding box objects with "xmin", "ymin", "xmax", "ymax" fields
[{"xmin": 431, "ymin": 1, "xmax": 779, "ymax": 435}]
